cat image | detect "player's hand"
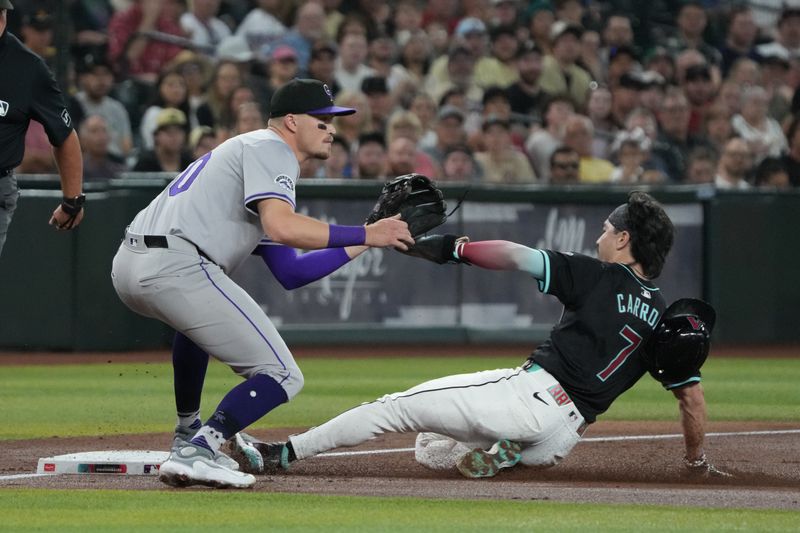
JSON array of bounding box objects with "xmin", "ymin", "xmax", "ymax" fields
[
  {"xmin": 49, "ymin": 203, "xmax": 84, "ymax": 231},
  {"xmin": 365, "ymin": 214, "xmax": 414, "ymax": 251},
  {"xmin": 683, "ymin": 454, "xmax": 733, "ymax": 478}
]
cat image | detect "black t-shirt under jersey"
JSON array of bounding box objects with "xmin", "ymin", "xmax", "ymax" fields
[{"xmin": 530, "ymin": 251, "xmax": 673, "ymax": 423}]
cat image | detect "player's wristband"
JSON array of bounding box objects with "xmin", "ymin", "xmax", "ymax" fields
[
  {"xmin": 61, "ymin": 194, "xmax": 86, "ymax": 216},
  {"xmin": 327, "ymin": 224, "xmax": 366, "ymax": 248}
]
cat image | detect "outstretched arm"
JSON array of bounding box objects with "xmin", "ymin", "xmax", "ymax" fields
[
  {"xmin": 456, "ymin": 240, "xmax": 547, "ymax": 279},
  {"xmin": 256, "ymin": 243, "xmax": 367, "ymax": 290},
  {"xmin": 672, "ymin": 383, "xmax": 731, "ymax": 477}
]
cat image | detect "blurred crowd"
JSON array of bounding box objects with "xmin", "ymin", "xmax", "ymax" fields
[{"xmin": 10, "ymin": 0, "xmax": 800, "ymax": 189}]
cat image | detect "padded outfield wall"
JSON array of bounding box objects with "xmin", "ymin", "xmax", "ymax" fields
[{"xmin": 0, "ymin": 176, "xmax": 797, "ymax": 350}]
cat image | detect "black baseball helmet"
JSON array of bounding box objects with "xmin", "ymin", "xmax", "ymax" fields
[{"xmin": 643, "ymin": 299, "xmax": 715, "ymax": 383}]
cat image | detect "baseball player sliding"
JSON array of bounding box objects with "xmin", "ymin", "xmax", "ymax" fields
[
  {"xmin": 233, "ymin": 192, "xmax": 731, "ymax": 479},
  {"xmin": 111, "ymin": 79, "xmax": 415, "ymax": 489}
]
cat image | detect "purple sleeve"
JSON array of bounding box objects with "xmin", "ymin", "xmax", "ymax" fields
[{"xmin": 256, "ymin": 244, "xmax": 351, "ymax": 290}]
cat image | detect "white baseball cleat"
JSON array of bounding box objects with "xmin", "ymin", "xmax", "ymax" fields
[{"xmin": 159, "ymin": 444, "xmax": 255, "ymax": 489}]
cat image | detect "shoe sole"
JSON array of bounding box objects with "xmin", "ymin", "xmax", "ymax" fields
[
  {"xmin": 456, "ymin": 440, "xmax": 522, "ymax": 479},
  {"xmin": 158, "ymin": 460, "xmax": 255, "ymax": 489},
  {"xmin": 227, "ymin": 433, "xmax": 265, "ymax": 475}
]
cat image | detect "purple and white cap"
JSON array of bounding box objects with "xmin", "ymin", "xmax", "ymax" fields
[{"xmin": 269, "ymin": 78, "xmax": 356, "ymax": 118}]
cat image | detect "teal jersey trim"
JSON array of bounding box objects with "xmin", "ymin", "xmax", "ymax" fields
[
  {"xmin": 664, "ymin": 376, "xmax": 701, "ymax": 390},
  {"xmin": 618, "ymin": 263, "xmax": 659, "ymax": 291},
  {"xmin": 536, "ymin": 249, "xmax": 551, "ymax": 294}
]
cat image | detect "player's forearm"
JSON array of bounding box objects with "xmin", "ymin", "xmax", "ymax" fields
[
  {"xmin": 52, "ymin": 131, "xmax": 83, "ymax": 197},
  {"xmin": 458, "ymin": 240, "xmax": 546, "ymax": 278},
  {"xmin": 261, "ymin": 206, "xmax": 363, "ymax": 250},
  {"xmin": 257, "ymin": 244, "xmax": 351, "ymax": 290},
  {"xmin": 673, "ymin": 383, "xmax": 706, "ymax": 461}
]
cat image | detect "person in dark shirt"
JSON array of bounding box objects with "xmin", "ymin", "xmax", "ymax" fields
[
  {"xmin": 505, "ymin": 40, "xmax": 544, "ymax": 120},
  {"xmin": 0, "ymin": 1, "xmax": 85, "ymax": 257},
  {"xmin": 230, "ymin": 192, "xmax": 731, "ymax": 480},
  {"xmin": 133, "ymin": 107, "xmax": 193, "ymax": 172}
]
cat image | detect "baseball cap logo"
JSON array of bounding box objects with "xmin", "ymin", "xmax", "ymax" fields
[{"xmin": 323, "ymin": 84, "xmax": 333, "ymax": 102}]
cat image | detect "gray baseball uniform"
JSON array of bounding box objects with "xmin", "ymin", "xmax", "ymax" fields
[{"xmin": 111, "ymin": 129, "xmax": 304, "ymax": 397}]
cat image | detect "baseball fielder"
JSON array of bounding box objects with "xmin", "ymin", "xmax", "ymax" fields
[
  {"xmin": 111, "ymin": 79, "xmax": 413, "ymax": 489},
  {"xmin": 234, "ymin": 192, "xmax": 730, "ymax": 479}
]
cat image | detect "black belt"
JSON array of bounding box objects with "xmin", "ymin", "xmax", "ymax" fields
[
  {"xmin": 141, "ymin": 234, "xmax": 212, "ymax": 261},
  {"xmin": 0, "ymin": 168, "xmax": 13, "ymax": 178}
]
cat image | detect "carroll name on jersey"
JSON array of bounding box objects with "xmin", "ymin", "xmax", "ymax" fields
[{"xmin": 617, "ymin": 293, "xmax": 660, "ymax": 327}]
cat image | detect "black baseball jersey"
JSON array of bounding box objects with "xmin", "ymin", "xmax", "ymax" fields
[
  {"xmin": 530, "ymin": 251, "xmax": 685, "ymax": 423},
  {"xmin": 0, "ymin": 31, "xmax": 73, "ymax": 169}
]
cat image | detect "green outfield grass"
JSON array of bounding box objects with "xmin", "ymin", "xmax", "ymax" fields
[
  {"xmin": 0, "ymin": 356, "xmax": 797, "ymax": 440},
  {"xmin": 1, "ymin": 489, "xmax": 797, "ymax": 532}
]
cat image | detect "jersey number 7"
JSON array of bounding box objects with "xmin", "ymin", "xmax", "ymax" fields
[{"xmin": 596, "ymin": 325, "xmax": 642, "ymax": 382}]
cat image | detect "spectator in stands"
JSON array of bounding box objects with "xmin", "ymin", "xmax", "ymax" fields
[
  {"xmin": 424, "ymin": 105, "xmax": 468, "ymax": 168},
  {"xmin": 334, "ymin": 31, "xmax": 375, "ymax": 93},
  {"xmin": 653, "ymin": 87, "xmax": 712, "ymax": 182},
  {"xmin": 393, "ymin": 0, "xmax": 424, "ymax": 46},
  {"xmin": 140, "ymin": 69, "xmax": 190, "ymax": 150},
  {"xmin": 180, "ymin": 0, "xmax": 230, "ymax": 50},
  {"xmin": 196, "ymin": 60, "xmax": 243, "ymax": 129},
  {"xmin": 107, "ymin": 0, "xmax": 186, "ymax": 83},
  {"xmin": 409, "ymin": 92, "xmax": 438, "ymax": 151},
  {"xmin": 674, "ymin": 49, "xmax": 712, "ymax": 87},
  {"xmin": 682, "ymin": 64, "xmax": 717, "ymax": 136},
  {"xmin": 426, "ymin": 43, "xmax": 483, "ymax": 106},
  {"xmin": 235, "ymin": 0, "xmax": 286, "ymax": 59},
  {"xmin": 728, "ymin": 57, "xmax": 760, "ymax": 87},
  {"xmin": 609, "ymin": 127, "xmax": 663, "ymax": 184},
  {"xmin": 475, "ymin": 116, "xmax": 537, "ymax": 183},
  {"xmin": 476, "ymin": 25, "xmax": 520, "ymax": 89},
  {"xmin": 331, "ymin": 90, "xmax": 371, "ymax": 146},
  {"xmin": 388, "ymin": 29, "xmax": 433, "ymax": 95},
  {"xmin": 644, "ymin": 46, "xmax": 676, "ymax": 85},
  {"xmin": 490, "ymin": 0, "xmax": 520, "ymax": 29},
  {"xmin": 426, "ymin": 18, "xmax": 490, "ymax": 96},
  {"xmin": 386, "ymin": 137, "xmax": 418, "ymax": 176},
  {"xmin": 732, "ymin": 85, "xmax": 787, "ymax": 162},
  {"xmin": 506, "ymin": 40, "xmax": 544, "ymax": 119},
  {"xmin": 307, "ymin": 40, "xmax": 341, "ymax": 96},
  {"xmin": 441, "ymin": 144, "xmax": 480, "ymax": 182},
  {"xmin": 666, "ymin": 1, "xmax": 722, "ymax": 69},
  {"xmin": 234, "ymin": 101, "xmax": 264, "ymax": 134},
  {"xmin": 715, "ymin": 136, "xmax": 753, "ymax": 189},
  {"xmin": 703, "ymin": 104, "xmax": 733, "ymax": 154},
  {"xmin": 361, "ymin": 76, "xmax": 394, "ymax": 136},
  {"xmin": 606, "ymin": 45, "xmax": 639, "ymax": 90},
  {"xmin": 527, "ymin": 2, "xmax": 555, "ymax": 55},
  {"xmin": 586, "ymin": 84, "xmax": 615, "ymax": 159},
  {"xmin": 525, "ymin": 94, "xmax": 575, "ymax": 182},
  {"xmin": 259, "ymin": 44, "xmax": 300, "ymax": 114},
  {"xmin": 555, "ymin": 0, "xmax": 585, "ymax": 26},
  {"xmin": 716, "ymin": 79, "xmax": 742, "ymax": 115},
  {"xmin": 317, "ymin": 134, "xmax": 352, "ymax": 178},
  {"xmin": 756, "ymin": 7, "xmax": 800, "ymax": 62},
  {"xmin": 540, "ymin": 21, "xmax": 592, "ymax": 108},
  {"xmin": 719, "ymin": 5, "xmax": 760, "ymax": 77},
  {"xmin": 578, "ymin": 30, "xmax": 603, "ymax": 83},
  {"xmin": 133, "ymin": 108, "xmax": 193, "ymax": 172},
  {"xmin": 353, "ymin": 132, "xmax": 387, "ymax": 180},
  {"xmin": 188, "ymin": 125, "xmax": 217, "ymax": 160},
  {"xmin": 169, "ymin": 52, "xmax": 212, "ymax": 129},
  {"xmin": 637, "ymin": 71, "xmax": 667, "ymax": 114},
  {"xmin": 20, "ymin": 9, "xmax": 54, "ymax": 65},
  {"xmin": 780, "ymin": 117, "xmax": 800, "ymax": 186},
  {"xmin": 548, "ymin": 145, "xmax": 580, "ymax": 185},
  {"xmin": 386, "ymin": 110, "xmax": 439, "ymax": 178},
  {"xmin": 216, "ymin": 85, "xmax": 257, "ymax": 139},
  {"xmin": 79, "ymin": 115, "xmax": 127, "ymax": 181},
  {"xmin": 600, "ymin": 14, "xmax": 635, "ymax": 71},
  {"xmin": 276, "ymin": 1, "xmax": 325, "ymax": 73},
  {"xmin": 470, "ymin": 86, "xmax": 516, "ymax": 152},
  {"xmin": 367, "ymin": 34, "xmax": 396, "ymax": 80},
  {"xmin": 69, "ymin": 0, "xmax": 114, "ymax": 58},
  {"xmin": 74, "ymin": 53, "xmax": 133, "ymax": 161},
  {"xmin": 563, "ymin": 115, "xmax": 614, "ymax": 183},
  {"xmin": 753, "ymin": 156, "xmax": 791, "ymax": 189},
  {"xmin": 685, "ymin": 146, "xmax": 718, "ymax": 184},
  {"xmin": 759, "ymin": 52, "xmax": 793, "ymax": 123},
  {"xmin": 624, "ymin": 106, "xmax": 671, "ymax": 179}
]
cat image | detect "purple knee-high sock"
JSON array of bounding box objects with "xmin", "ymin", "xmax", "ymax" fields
[
  {"xmin": 202, "ymin": 374, "xmax": 289, "ymax": 441},
  {"xmin": 172, "ymin": 332, "xmax": 209, "ymax": 417}
]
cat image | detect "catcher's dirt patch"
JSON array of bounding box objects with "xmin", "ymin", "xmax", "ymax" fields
[{"xmin": 1, "ymin": 421, "xmax": 798, "ymax": 510}]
